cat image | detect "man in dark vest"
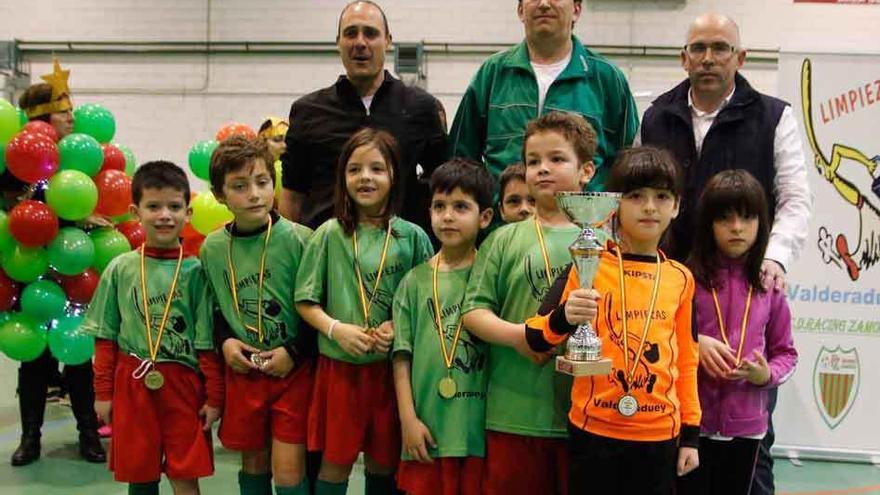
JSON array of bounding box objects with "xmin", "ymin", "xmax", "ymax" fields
[{"xmin": 641, "ymin": 13, "xmax": 812, "ymax": 495}]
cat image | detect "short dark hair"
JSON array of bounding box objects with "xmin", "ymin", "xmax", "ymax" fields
[
  {"xmin": 522, "ymin": 111, "xmax": 598, "ymax": 165},
  {"xmin": 334, "ymin": 127, "xmax": 402, "ymax": 235},
  {"xmin": 209, "ymin": 136, "xmax": 275, "ymax": 196},
  {"xmin": 606, "ymin": 146, "xmax": 683, "ymax": 197},
  {"xmin": 337, "ymin": 0, "xmax": 391, "ymax": 40},
  {"xmin": 131, "ymin": 161, "xmax": 191, "ymax": 206},
  {"xmin": 687, "ymin": 169, "xmax": 770, "ymax": 292},
  {"xmin": 498, "ymin": 163, "xmax": 526, "ymax": 201},
  {"xmin": 18, "ymin": 84, "xmax": 54, "ymax": 123},
  {"xmin": 430, "ymin": 158, "xmax": 495, "ymax": 211}
]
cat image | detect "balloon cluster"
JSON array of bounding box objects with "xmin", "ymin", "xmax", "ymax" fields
[{"xmin": 0, "ymin": 99, "xmax": 138, "ymax": 364}]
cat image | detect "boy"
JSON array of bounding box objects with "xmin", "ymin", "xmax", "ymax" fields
[
  {"xmin": 200, "ymin": 136, "xmax": 314, "ymax": 495},
  {"xmin": 84, "ymin": 161, "xmax": 221, "ymax": 495},
  {"xmin": 392, "ymin": 159, "xmax": 494, "ymax": 495},
  {"xmin": 461, "ymin": 112, "xmax": 597, "ymax": 495},
  {"xmin": 498, "ymin": 163, "xmax": 535, "ymax": 223}
]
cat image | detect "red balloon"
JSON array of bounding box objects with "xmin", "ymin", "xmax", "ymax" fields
[
  {"xmin": 8, "ymin": 200, "xmax": 59, "ymax": 247},
  {"xmin": 181, "ymin": 222, "xmax": 205, "ymax": 258},
  {"xmin": 23, "ymin": 121, "xmax": 60, "ymax": 143},
  {"xmin": 0, "ymin": 269, "xmax": 21, "ymax": 311},
  {"xmin": 93, "ymin": 169, "xmax": 132, "ymax": 216},
  {"xmin": 59, "ymin": 268, "xmax": 100, "ymax": 304},
  {"xmin": 116, "ymin": 220, "xmax": 145, "ymax": 249},
  {"xmin": 100, "ymin": 143, "xmax": 126, "ymax": 172},
  {"xmin": 5, "ymin": 132, "xmax": 60, "ymax": 184},
  {"xmin": 215, "ymin": 122, "xmax": 256, "ymax": 142}
]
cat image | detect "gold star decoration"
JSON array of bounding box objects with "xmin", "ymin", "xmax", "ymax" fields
[{"xmin": 40, "ymin": 58, "xmax": 71, "ymax": 101}]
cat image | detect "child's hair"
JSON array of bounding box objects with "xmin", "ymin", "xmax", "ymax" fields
[
  {"xmin": 498, "ymin": 163, "xmax": 526, "ymax": 201},
  {"xmin": 606, "ymin": 146, "xmax": 683, "ymax": 196},
  {"xmin": 131, "ymin": 161, "xmax": 191, "ymax": 206},
  {"xmin": 430, "ymin": 158, "xmax": 495, "ymax": 211},
  {"xmin": 334, "ymin": 127, "xmax": 402, "ymax": 235},
  {"xmin": 18, "ymin": 84, "xmax": 55, "ymax": 123},
  {"xmin": 522, "ymin": 111, "xmax": 598, "ymax": 165},
  {"xmin": 209, "ymin": 135, "xmax": 275, "ymax": 196},
  {"xmin": 688, "ymin": 169, "xmax": 770, "ymax": 291}
]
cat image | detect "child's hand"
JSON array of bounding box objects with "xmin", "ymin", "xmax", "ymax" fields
[
  {"xmin": 95, "ymin": 400, "xmax": 112, "ymax": 425},
  {"xmin": 401, "ymin": 416, "xmax": 436, "ymax": 464},
  {"xmin": 726, "ymin": 350, "xmax": 771, "ymax": 386},
  {"xmin": 372, "ymin": 321, "xmax": 394, "ymax": 354},
  {"xmin": 564, "ymin": 288, "xmax": 600, "ymax": 326},
  {"xmin": 514, "ymin": 328, "xmax": 555, "ymax": 365},
  {"xmin": 698, "ymin": 335, "xmax": 737, "ymax": 379},
  {"xmin": 221, "ymin": 339, "xmax": 262, "ymax": 374},
  {"xmin": 82, "ymin": 214, "xmax": 113, "ymax": 229},
  {"xmin": 677, "ymin": 446, "xmax": 699, "ymax": 476},
  {"xmin": 259, "ymin": 346, "xmax": 295, "ymax": 378},
  {"xmin": 199, "ymin": 404, "xmax": 222, "ymax": 431},
  {"xmin": 334, "ymin": 323, "xmax": 376, "ymax": 357}
]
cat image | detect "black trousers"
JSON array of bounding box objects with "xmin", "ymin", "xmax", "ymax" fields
[
  {"xmin": 17, "ymin": 349, "xmax": 99, "ymax": 433},
  {"xmin": 750, "ymin": 388, "xmax": 778, "ymax": 495},
  {"xmin": 568, "ymin": 424, "xmax": 677, "ymax": 495},
  {"xmin": 678, "ymin": 437, "xmax": 761, "ymax": 495}
]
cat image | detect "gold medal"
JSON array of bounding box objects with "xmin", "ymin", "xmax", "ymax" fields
[
  {"xmin": 438, "ymin": 376, "xmax": 457, "ymax": 399},
  {"xmin": 711, "ymin": 286, "xmax": 753, "ymax": 366},
  {"xmin": 352, "ymin": 224, "xmax": 393, "ymax": 330},
  {"xmin": 249, "ymin": 353, "xmax": 267, "ymax": 368},
  {"xmin": 617, "ymin": 394, "xmax": 638, "ymax": 417},
  {"xmin": 431, "ymin": 255, "xmax": 468, "ymax": 401},
  {"xmin": 144, "ymin": 369, "xmax": 165, "ymax": 391},
  {"xmin": 228, "ymin": 216, "xmax": 273, "ymax": 344},
  {"xmin": 138, "ymin": 246, "xmax": 183, "ymax": 388}
]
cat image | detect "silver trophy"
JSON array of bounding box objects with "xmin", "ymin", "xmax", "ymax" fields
[{"xmin": 555, "ymin": 192, "xmax": 620, "ymax": 376}]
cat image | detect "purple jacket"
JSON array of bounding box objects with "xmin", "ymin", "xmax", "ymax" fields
[{"xmin": 694, "ymin": 258, "xmax": 798, "ymax": 438}]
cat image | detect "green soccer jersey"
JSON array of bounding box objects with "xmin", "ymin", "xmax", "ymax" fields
[
  {"xmin": 82, "ymin": 250, "xmax": 213, "ymax": 370},
  {"xmin": 200, "ymin": 216, "xmax": 309, "ymax": 351},
  {"xmin": 393, "ymin": 261, "xmax": 487, "ymax": 460},
  {"xmin": 462, "ymin": 219, "xmax": 578, "ymax": 438},
  {"xmin": 295, "ymin": 217, "xmax": 433, "ymax": 365}
]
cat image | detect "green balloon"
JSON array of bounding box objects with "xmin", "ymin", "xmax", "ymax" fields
[
  {"xmin": 188, "ymin": 140, "xmax": 219, "ymax": 181},
  {"xmin": 89, "ymin": 228, "xmax": 131, "ymax": 272},
  {"xmin": 190, "ymin": 191, "xmax": 233, "ymax": 235},
  {"xmin": 0, "ymin": 142, "xmax": 6, "ymax": 175},
  {"xmin": 0, "ymin": 99, "xmax": 20, "ymax": 146},
  {"xmin": 45, "ymin": 170, "xmax": 98, "ymax": 221},
  {"xmin": 17, "ymin": 107, "xmax": 27, "ymax": 128},
  {"xmin": 1, "ymin": 245, "xmax": 49, "ymax": 283},
  {"xmin": 48, "ymin": 314, "xmax": 94, "ymax": 365},
  {"xmin": 21, "ymin": 280, "xmax": 67, "ymax": 323},
  {"xmin": 73, "ymin": 104, "xmax": 116, "ymax": 144},
  {"xmin": 58, "ymin": 133, "xmax": 104, "ymax": 176},
  {"xmin": 115, "ymin": 143, "xmax": 137, "ymax": 176},
  {"xmin": 0, "ymin": 313, "xmax": 47, "ymax": 362},
  {"xmin": 0, "ymin": 211, "xmax": 15, "ymax": 255},
  {"xmin": 48, "ymin": 227, "xmax": 95, "ymax": 276},
  {"xmin": 112, "ymin": 212, "xmax": 133, "ymax": 224}
]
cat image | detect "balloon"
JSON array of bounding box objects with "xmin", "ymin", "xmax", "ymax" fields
[
  {"xmin": 93, "ymin": 169, "xmax": 132, "ymax": 216},
  {"xmin": 181, "ymin": 222, "xmax": 205, "ymax": 258},
  {"xmin": 215, "ymin": 122, "xmax": 256, "ymax": 142},
  {"xmin": 1, "ymin": 245, "xmax": 49, "ymax": 283},
  {"xmin": 48, "ymin": 314, "xmax": 94, "ymax": 365},
  {"xmin": 0, "ymin": 99, "xmax": 20, "ymax": 145},
  {"xmin": 0, "ymin": 210, "xmax": 15, "ymax": 254},
  {"xmin": 0, "ymin": 142, "xmax": 6, "ymax": 175},
  {"xmin": 115, "ymin": 143, "xmax": 137, "ymax": 176},
  {"xmin": 0, "ymin": 313, "xmax": 47, "ymax": 362},
  {"xmin": 100, "ymin": 143, "xmax": 126, "ymax": 173},
  {"xmin": 58, "ymin": 133, "xmax": 104, "ymax": 176},
  {"xmin": 48, "ymin": 227, "xmax": 95, "ymax": 276},
  {"xmin": 59, "ymin": 268, "xmax": 99, "ymax": 304},
  {"xmin": 116, "ymin": 220, "xmax": 145, "ymax": 249},
  {"xmin": 89, "ymin": 228, "xmax": 130, "ymax": 272},
  {"xmin": 21, "ymin": 280, "xmax": 67, "ymax": 323},
  {"xmin": 22, "ymin": 121, "xmax": 59, "ymax": 143},
  {"xmin": 45, "ymin": 170, "xmax": 98, "ymax": 221},
  {"xmin": 72, "ymin": 103, "xmax": 115, "ymax": 143},
  {"xmin": 8, "ymin": 200, "xmax": 59, "ymax": 247},
  {"xmin": 0, "ymin": 269, "xmax": 21, "ymax": 311},
  {"xmin": 188, "ymin": 139, "xmax": 218, "ymax": 181},
  {"xmin": 274, "ymin": 159, "xmax": 283, "ymax": 201},
  {"xmin": 189, "ymin": 191, "xmax": 233, "ymax": 235},
  {"xmin": 5, "ymin": 132, "xmax": 59, "ymax": 183},
  {"xmin": 17, "ymin": 108, "xmax": 28, "ymax": 128}
]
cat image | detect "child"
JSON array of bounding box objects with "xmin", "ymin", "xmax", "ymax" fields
[
  {"xmin": 678, "ymin": 170, "xmax": 797, "ymax": 495},
  {"xmin": 84, "ymin": 161, "xmax": 221, "ymax": 495},
  {"xmin": 200, "ymin": 136, "xmax": 314, "ymax": 495},
  {"xmin": 257, "ymin": 116, "xmax": 289, "ymax": 162},
  {"xmin": 524, "ymin": 146, "xmax": 701, "ymax": 494},
  {"xmin": 461, "ymin": 112, "xmax": 596, "ymax": 495},
  {"xmin": 497, "ymin": 163, "xmax": 535, "ymax": 223},
  {"xmin": 295, "ymin": 128, "xmax": 434, "ymax": 495},
  {"xmin": 392, "ymin": 158, "xmax": 494, "ymax": 495}
]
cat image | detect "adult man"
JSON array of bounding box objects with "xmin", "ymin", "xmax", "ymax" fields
[
  {"xmin": 450, "ymin": 0, "xmax": 638, "ymax": 190},
  {"xmin": 640, "ymin": 13, "xmax": 813, "ymax": 495},
  {"xmin": 279, "ymin": 0, "xmax": 447, "ymax": 230}
]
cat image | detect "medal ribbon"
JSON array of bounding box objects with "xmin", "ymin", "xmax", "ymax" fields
[
  {"xmin": 616, "ymin": 248, "xmax": 662, "ymax": 389},
  {"xmin": 227, "ymin": 215, "xmax": 273, "ymax": 343},
  {"xmin": 139, "ymin": 245, "xmax": 184, "ymax": 365},
  {"xmin": 532, "ymin": 217, "xmax": 554, "ymax": 287},
  {"xmin": 352, "ymin": 223, "xmax": 393, "ymax": 327},
  {"xmin": 711, "ymin": 286, "xmax": 752, "ymax": 364},
  {"xmin": 432, "ymin": 255, "xmax": 465, "ymax": 373}
]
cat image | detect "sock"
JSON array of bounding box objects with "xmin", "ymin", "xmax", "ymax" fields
[
  {"xmin": 274, "ymin": 480, "xmax": 309, "ymax": 495},
  {"xmin": 315, "ymin": 479, "xmax": 349, "ymax": 495},
  {"xmin": 365, "ymin": 473, "xmax": 394, "ymax": 495},
  {"xmin": 128, "ymin": 481, "xmax": 159, "ymax": 495},
  {"xmin": 239, "ymin": 470, "xmax": 273, "ymax": 495}
]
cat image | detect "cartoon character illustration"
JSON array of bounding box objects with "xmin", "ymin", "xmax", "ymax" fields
[
  {"xmin": 602, "ymin": 294, "xmax": 659, "ymax": 395},
  {"xmin": 132, "ymin": 291, "xmax": 193, "ymax": 358}
]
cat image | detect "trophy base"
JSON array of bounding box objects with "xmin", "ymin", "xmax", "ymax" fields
[{"xmin": 555, "ymin": 356, "xmax": 612, "ymax": 377}]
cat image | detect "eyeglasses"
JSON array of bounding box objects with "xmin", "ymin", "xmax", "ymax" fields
[{"xmin": 684, "ymin": 42, "xmax": 737, "ymax": 58}]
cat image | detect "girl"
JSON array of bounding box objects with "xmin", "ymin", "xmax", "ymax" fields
[
  {"xmin": 295, "ymin": 128, "xmax": 433, "ymax": 495},
  {"xmin": 679, "ymin": 169, "xmax": 798, "ymax": 495}
]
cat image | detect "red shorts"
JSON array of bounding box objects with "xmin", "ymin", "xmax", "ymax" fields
[
  {"xmin": 218, "ymin": 361, "xmax": 313, "ymax": 451},
  {"xmin": 109, "ymin": 353, "xmax": 213, "ymax": 483},
  {"xmin": 308, "ymin": 356, "xmax": 400, "ymax": 468},
  {"xmin": 397, "ymin": 457, "xmax": 484, "ymax": 495},
  {"xmin": 484, "ymin": 430, "xmax": 568, "ymax": 495}
]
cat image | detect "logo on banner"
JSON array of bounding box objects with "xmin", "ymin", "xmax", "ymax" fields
[{"xmin": 812, "ymin": 346, "xmax": 860, "ymax": 429}]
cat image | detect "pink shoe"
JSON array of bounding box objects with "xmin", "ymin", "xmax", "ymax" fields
[{"xmin": 98, "ymin": 425, "xmax": 112, "ymax": 438}]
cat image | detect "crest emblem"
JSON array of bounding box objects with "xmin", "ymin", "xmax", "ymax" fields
[{"xmin": 812, "ymin": 346, "xmax": 860, "ymax": 429}]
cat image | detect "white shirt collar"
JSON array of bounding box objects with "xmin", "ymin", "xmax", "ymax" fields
[{"xmin": 688, "ymin": 83, "xmax": 736, "ymax": 118}]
